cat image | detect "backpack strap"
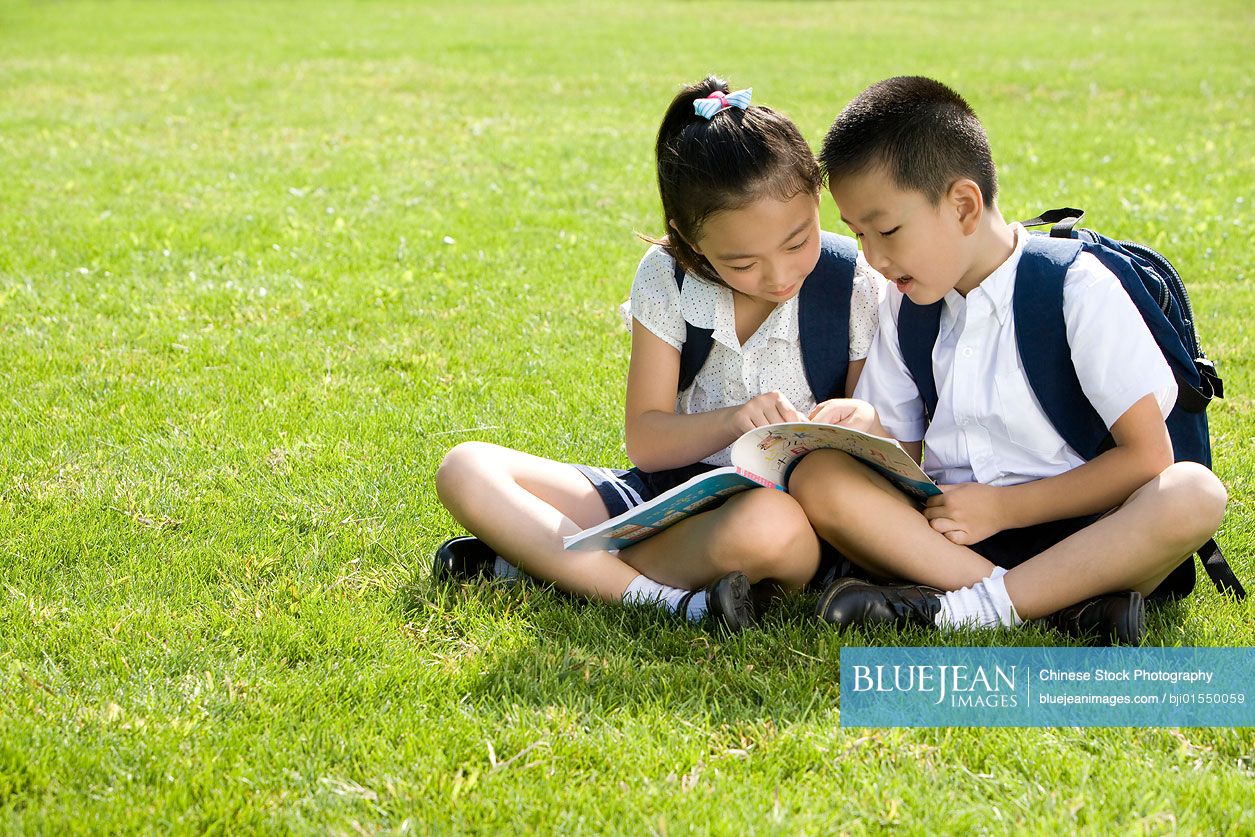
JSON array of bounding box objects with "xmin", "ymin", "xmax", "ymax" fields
[
  {"xmin": 1016, "ymin": 234, "xmax": 1242, "ymax": 601},
  {"xmin": 673, "ymin": 257, "xmax": 717, "ymax": 394},
  {"xmin": 797, "ymin": 232, "xmax": 857, "ymax": 401},
  {"xmin": 674, "ymin": 233, "xmax": 858, "ymax": 401},
  {"xmin": 1014, "ymin": 236, "xmax": 1113, "ymax": 460},
  {"xmin": 897, "ymin": 298, "xmax": 943, "ymax": 423},
  {"xmin": 1198, "ymin": 538, "xmax": 1247, "ymax": 599}
]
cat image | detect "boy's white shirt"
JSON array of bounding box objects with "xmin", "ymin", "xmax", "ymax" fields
[
  {"xmin": 622, "ymin": 243, "xmax": 885, "ymax": 467},
  {"xmin": 853, "ymin": 223, "xmax": 1177, "ymax": 487}
]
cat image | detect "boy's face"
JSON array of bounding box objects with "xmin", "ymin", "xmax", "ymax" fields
[{"xmin": 829, "ymin": 166, "xmax": 973, "ymax": 305}]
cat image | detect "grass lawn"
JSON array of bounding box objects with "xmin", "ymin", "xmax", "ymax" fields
[{"xmin": 1, "ymin": 0, "xmax": 1253, "ymax": 831}]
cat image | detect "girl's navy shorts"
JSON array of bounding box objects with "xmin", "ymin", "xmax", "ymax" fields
[{"xmin": 572, "ymin": 461, "xmax": 717, "ymax": 519}]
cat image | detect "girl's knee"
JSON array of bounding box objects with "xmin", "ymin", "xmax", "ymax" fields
[
  {"xmin": 709, "ymin": 490, "xmax": 817, "ymax": 577},
  {"xmin": 435, "ymin": 441, "xmax": 501, "ymax": 503}
]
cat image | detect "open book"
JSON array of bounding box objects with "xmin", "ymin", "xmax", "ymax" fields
[{"xmin": 563, "ymin": 421, "xmax": 939, "ymax": 552}]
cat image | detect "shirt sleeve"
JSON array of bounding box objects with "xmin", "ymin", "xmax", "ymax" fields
[
  {"xmin": 1063, "ymin": 252, "xmax": 1177, "ymax": 428},
  {"xmin": 627, "ymin": 246, "xmax": 686, "ymax": 351},
  {"xmin": 852, "ymin": 289, "xmax": 929, "ymax": 442},
  {"xmin": 848, "ymin": 253, "xmax": 887, "ymax": 361}
]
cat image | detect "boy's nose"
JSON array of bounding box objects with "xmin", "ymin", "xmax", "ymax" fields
[{"xmin": 862, "ymin": 240, "xmax": 892, "ymax": 275}]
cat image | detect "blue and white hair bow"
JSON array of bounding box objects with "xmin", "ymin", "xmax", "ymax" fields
[{"xmin": 693, "ymin": 87, "xmax": 753, "ymax": 120}]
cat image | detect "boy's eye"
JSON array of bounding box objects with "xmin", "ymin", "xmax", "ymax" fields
[
  {"xmin": 786, "ymin": 236, "xmax": 810, "ymax": 252},
  {"xmin": 879, "ymin": 226, "xmax": 901, "ymax": 237}
]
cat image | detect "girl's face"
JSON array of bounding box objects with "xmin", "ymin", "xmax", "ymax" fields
[{"xmin": 689, "ymin": 190, "xmax": 822, "ymax": 304}]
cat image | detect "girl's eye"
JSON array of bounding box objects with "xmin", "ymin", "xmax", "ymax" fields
[
  {"xmin": 729, "ymin": 263, "xmax": 756, "ymax": 273},
  {"xmin": 879, "ymin": 226, "xmax": 901, "ymax": 237},
  {"xmin": 786, "ymin": 237, "xmax": 809, "ymax": 252}
]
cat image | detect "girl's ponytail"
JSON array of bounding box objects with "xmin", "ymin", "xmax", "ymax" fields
[{"xmin": 648, "ymin": 77, "xmax": 820, "ymax": 285}]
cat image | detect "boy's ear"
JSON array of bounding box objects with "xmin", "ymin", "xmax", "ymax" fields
[
  {"xmin": 948, "ymin": 179, "xmax": 984, "ymax": 235},
  {"xmin": 669, "ymin": 220, "xmax": 703, "ymax": 255}
]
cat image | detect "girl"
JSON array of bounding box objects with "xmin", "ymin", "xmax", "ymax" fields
[{"xmin": 434, "ymin": 77, "xmax": 884, "ymax": 631}]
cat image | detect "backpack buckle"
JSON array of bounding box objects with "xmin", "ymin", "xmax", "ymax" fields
[{"xmin": 1196, "ymin": 358, "xmax": 1224, "ymax": 399}]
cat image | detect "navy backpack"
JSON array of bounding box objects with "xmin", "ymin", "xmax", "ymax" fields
[
  {"xmin": 897, "ymin": 208, "xmax": 1241, "ymax": 602},
  {"xmin": 674, "ymin": 231, "xmax": 859, "ymax": 401}
]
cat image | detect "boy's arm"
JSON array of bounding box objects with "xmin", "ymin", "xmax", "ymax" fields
[{"xmin": 924, "ymin": 394, "xmax": 1172, "ymax": 545}]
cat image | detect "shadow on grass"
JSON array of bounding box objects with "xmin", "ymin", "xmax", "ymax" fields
[{"xmin": 394, "ymin": 561, "xmax": 1228, "ymax": 731}]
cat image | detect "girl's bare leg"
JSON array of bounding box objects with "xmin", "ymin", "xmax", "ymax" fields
[{"xmin": 437, "ymin": 442, "xmax": 820, "ymax": 601}]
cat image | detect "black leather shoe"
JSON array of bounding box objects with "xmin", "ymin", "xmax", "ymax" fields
[
  {"xmin": 432, "ymin": 536, "xmax": 496, "ymax": 584},
  {"xmin": 680, "ymin": 571, "xmax": 756, "ymax": 633},
  {"xmin": 815, "ymin": 578, "xmax": 942, "ymax": 630},
  {"xmin": 1034, "ymin": 591, "xmax": 1145, "ymax": 646}
]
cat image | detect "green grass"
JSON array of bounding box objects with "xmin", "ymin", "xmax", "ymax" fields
[{"xmin": 1, "ymin": 0, "xmax": 1253, "ymax": 831}]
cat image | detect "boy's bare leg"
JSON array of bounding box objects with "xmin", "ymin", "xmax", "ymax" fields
[
  {"xmin": 1003, "ymin": 462, "xmax": 1227, "ymax": 619},
  {"xmin": 792, "ymin": 451, "xmax": 1227, "ymax": 620},
  {"xmin": 788, "ymin": 450, "xmax": 995, "ymax": 590},
  {"xmin": 436, "ymin": 442, "xmax": 820, "ymax": 601}
]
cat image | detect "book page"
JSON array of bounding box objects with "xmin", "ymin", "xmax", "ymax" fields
[{"xmin": 729, "ymin": 422, "xmax": 940, "ymax": 500}]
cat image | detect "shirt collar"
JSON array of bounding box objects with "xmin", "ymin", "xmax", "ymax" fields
[
  {"xmin": 679, "ymin": 275, "xmax": 739, "ymax": 351},
  {"xmin": 976, "ymin": 222, "xmax": 1027, "ymax": 325},
  {"xmin": 938, "ymin": 222, "xmax": 1026, "ymax": 338},
  {"xmin": 679, "ymin": 276, "xmax": 796, "ymax": 352}
]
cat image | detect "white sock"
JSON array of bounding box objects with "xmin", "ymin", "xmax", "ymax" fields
[
  {"xmin": 935, "ymin": 567, "xmax": 1022, "ymax": 629},
  {"xmin": 493, "ymin": 556, "xmax": 526, "ymax": 583},
  {"xmin": 982, "ymin": 566, "xmax": 1023, "ymax": 627},
  {"xmin": 622, "ymin": 575, "xmax": 704, "ymax": 621}
]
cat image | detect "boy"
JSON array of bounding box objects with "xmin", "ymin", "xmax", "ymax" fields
[{"xmin": 789, "ymin": 77, "xmax": 1227, "ymax": 644}]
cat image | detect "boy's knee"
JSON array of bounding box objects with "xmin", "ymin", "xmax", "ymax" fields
[
  {"xmin": 787, "ymin": 449, "xmax": 861, "ymax": 519},
  {"xmin": 1167, "ymin": 462, "xmax": 1228, "ymax": 533},
  {"xmin": 1141, "ymin": 462, "xmax": 1228, "ymax": 542}
]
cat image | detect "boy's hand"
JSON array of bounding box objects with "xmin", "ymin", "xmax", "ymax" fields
[
  {"xmin": 924, "ymin": 483, "xmax": 1007, "ymax": 545},
  {"xmin": 808, "ymin": 398, "xmax": 883, "ymax": 435},
  {"xmin": 728, "ymin": 391, "xmax": 807, "ymax": 434}
]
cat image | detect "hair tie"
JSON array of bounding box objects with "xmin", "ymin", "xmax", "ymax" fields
[{"xmin": 693, "ymin": 87, "xmax": 752, "ymax": 120}]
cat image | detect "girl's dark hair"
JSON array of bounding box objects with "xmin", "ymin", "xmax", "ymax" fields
[
  {"xmin": 819, "ymin": 76, "xmax": 998, "ymax": 207},
  {"xmin": 649, "ymin": 76, "xmax": 821, "ymax": 284}
]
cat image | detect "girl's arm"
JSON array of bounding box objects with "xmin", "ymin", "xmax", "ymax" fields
[{"xmin": 624, "ymin": 319, "xmax": 804, "ymax": 472}]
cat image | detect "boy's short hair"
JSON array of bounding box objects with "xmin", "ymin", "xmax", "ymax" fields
[{"xmin": 819, "ymin": 76, "xmax": 998, "ymax": 207}]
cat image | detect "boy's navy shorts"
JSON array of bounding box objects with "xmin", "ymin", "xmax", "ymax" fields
[
  {"xmin": 967, "ymin": 512, "xmax": 1107, "ymax": 569},
  {"xmin": 572, "ymin": 462, "xmax": 717, "ymax": 519}
]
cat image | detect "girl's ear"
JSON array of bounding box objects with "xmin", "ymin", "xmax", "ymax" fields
[
  {"xmin": 668, "ymin": 219, "xmax": 703, "ymax": 255},
  {"xmin": 948, "ymin": 179, "xmax": 984, "ymax": 235}
]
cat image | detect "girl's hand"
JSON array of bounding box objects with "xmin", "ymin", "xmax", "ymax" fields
[
  {"xmin": 923, "ymin": 483, "xmax": 1008, "ymax": 545},
  {"xmin": 728, "ymin": 391, "xmax": 807, "ymax": 434},
  {"xmin": 808, "ymin": 398, "xmax": 881, "ymax": 433}
]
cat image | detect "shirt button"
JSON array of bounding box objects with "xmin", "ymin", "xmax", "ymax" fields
[{"xmin": 961, "ymin": 347, "xmax": 975, "ymax": 358}]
